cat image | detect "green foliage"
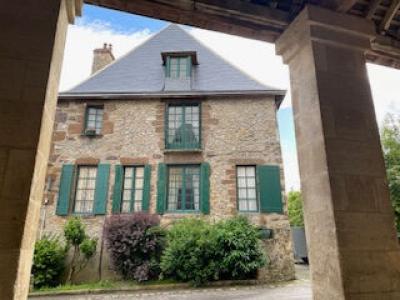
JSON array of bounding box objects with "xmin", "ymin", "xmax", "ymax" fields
[
  {"xmin": 287, "ymin": 191, "xmax": 304, "ymax": 227},
  {"xmin": 32, "ymin": 235, "xmax": 66, "ymax": 288},
  {"xmin": 80, "ymin": 238, "xmax": 97, "ymax": 260},
  {"xmin": 381, "ymin": 114, "xmax": 400, "ymax": 232},
  {"xmin": 64, "ymin": 217, "xmax": 86, "ymax": 246},
  {"xmin": 160, "ymin": 219, "xmax": 219, "ymax": 285},
  {"xmin": 160, "ymin": 217, "xmax": 266, "ymax": 285},
  {"xmin": 215, "ymin": 216, "xmax": 267, "ymax": 280},
  {"xmin": 63, "ymin": 217, "xmax": 97, "ymax": 283}
]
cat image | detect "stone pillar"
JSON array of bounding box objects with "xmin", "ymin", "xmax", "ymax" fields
[
  {"xmin": 0, "ymin": 1, "xmax": 81, "ymax": 299},
  {"xmin": 276, "ymin": 5, "xmax": 400, "ymax": 300}
]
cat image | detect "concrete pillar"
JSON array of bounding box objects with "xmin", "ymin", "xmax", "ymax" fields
[
  {"xmin": 276, "ymin": 5, "xmax": 400, "ymax": 300},
  {"xmin": 0, "ymin": 1, "xmax": 81, "ymax": 298}
]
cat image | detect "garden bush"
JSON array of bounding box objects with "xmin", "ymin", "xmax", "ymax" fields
[
  {"xmin": 32, "ymin": 235, "xmax": 66, "ymax": 288},
  {"xmin": 64, "ymin": 217, "xmax": 98, "ymax": 283},
  {"xmin": 104, "ymin": 213, "xmax": 165, "ymax": 282},
  {"xmin": 160, "ymin": 216, "xmax": 266, "ymax": 285},
  {"xmin": 160, "ymin": 218, "xmax": 220, "ymax": 285},
  {"xmin": 216, "ymin": 216, "xmax": 267, "ymax": 280},
  {"xmin": 287, "ymin": 191, "xmax": 304, "ymax": 227}
]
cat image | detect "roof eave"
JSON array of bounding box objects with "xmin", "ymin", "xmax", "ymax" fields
[{"xmin": 58, "ymin": 90, "xmax": 286, "ymax": 101}]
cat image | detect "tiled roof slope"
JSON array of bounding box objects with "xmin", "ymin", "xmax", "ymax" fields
[{"xmin": 61, "ymin": 24, "xmax": 285, "ymax": 98}]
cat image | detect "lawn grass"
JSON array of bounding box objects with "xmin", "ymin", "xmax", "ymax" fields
[{"xmin": 33, "ymin": 279, "xmax": 180, "ymax": 293}]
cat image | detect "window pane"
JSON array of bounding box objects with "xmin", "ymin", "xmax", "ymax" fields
[
  {"xmin": 121, "ymin": 201, "xmax": 130, "ymax": 213},
  {"xmin": 135, "ymin": 178, "xmax": 144, "ymax": 189},
  {"xmin": 167, "ymin": 104, "xmax": 200, "ymax": 149},
  {"xmin": 237, "ymin": 167, "xmax": 246, "ymax": 177},
  {"xmin": 236, "ymin": 166, "xmax": 258, "ymax": 212},
  {"xmin": 167, "ymin": 166, "xmax": 200, "ymax": 211},
  {"xmin": 248, "ymin": 188, "xmax": 256, "ymax": 199},
  {"xmin": 238, "ymin": 178, "xmax": 246, "ymax": 188},
  {"xmin": 134, "ymin": 202, "xmax": 142, "ymax": 212},
  {"xmin": 74, "ymin": 166, "xmax": 97, "ymax": 214},
  {"xmin": 124, "ymin": 178, "xmax": 132, "ymax": 189},
  {"xmin": 246, "ymin": 167, "xmax": 255, "ymax": 177},
  {"xmin": 86, "ymin": 107, "xmax": 103, "ymax": 134},
  {"xmin": 135, "ymin": 190, "xmax": 143, "ymax": 201},
  {"xmin": 136, "ymin": 167, "xmax": 144, "ymax": 178},
  {"xmin": 248, "ymin": 199, "xmax": 257, "ymax": 211},
  {"xmin": 247, "ymin": 177, "xmax": 256, "ymax": 188},
  {"xmin": 125, "ymin": 167, "xmax": 133, "ymax": 177},
  {"xmin": 123, "ymin": 190, "xmax": 131, "ymax": 200}
]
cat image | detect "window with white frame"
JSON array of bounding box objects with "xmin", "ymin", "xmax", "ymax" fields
[
  {"xmin": 236, "ymin": 166, "xmax": 258, "ymax": 212},
  {"xmin": 74, "ymin": 166, "xmax": 97, "ymax": 214},
  {"xmin": 85, "ymin": 106, "xmax": 103, "ymax": 135},
  {"xmin": 121, "ymin": 166, "xmax": 145, "ymax": 213}
]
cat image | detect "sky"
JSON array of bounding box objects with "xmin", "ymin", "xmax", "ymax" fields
[{"xmin": 60, "ymin": 4, "xmax": 400, "ymax": 191}]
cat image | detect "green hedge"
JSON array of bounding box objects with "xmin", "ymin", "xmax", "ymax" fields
[
  {"xmin": 160, "ymin": 216, "xmax": 266, "ymax": 285},
  {"xmin": 32, "ymin": 235, "xmax": 66, "ymax": 288}
]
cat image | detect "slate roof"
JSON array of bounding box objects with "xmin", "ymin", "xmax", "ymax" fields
[{"xmin": 60, "ymin": 24, "xmax": 285, "ymax": 100}]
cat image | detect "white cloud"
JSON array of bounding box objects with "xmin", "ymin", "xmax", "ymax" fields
[
  {"xmin": 60, "ymin": 20, "xmax": 152, "ymax": 91},
  {"xmin": 367, "ymin": 63, "xmax": 400, "ymax": 126}
]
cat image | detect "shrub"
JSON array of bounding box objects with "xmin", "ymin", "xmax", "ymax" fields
[
  {"xmin": 160, "ymin": 218, "xmax": 220, "ymax": 285},
  {"xmin": 32, "ymin": 235, "xmax": 66, "ymax": 288},
  {"xmin": 160, "ymin": 217, "xmax": 266, "ymax": 285},
  {"xmin": 64, "ymin": 217, "xmax": 97, "ymax": 283},
  {"xmin": 216, "ymin": 216, "xmax": 267, "ymax": 280},
  {"xmin": 287, "ymin": 191, "xmax": 304, "ymax": 227},
  {"xmin": 104, "ymin": 213, "xmax": 165, "ymax": 282}
]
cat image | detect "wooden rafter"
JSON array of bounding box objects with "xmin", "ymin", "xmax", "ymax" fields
[
  {"xmin": 366, "ymin": 0, "xmax": 381, "ymax": 20},
  {"xmin": 85, "ymin": 0, "xmax": 290, "ymax": 42},
  {"xmin": 379, "ymin": 0, "xmax": 400, "ymax": 32},
  {"xmin": 336, "ymin": 0, "xmax": 358, "ymax": 12}
]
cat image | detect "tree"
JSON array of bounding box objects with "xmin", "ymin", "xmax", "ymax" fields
[
  {"xmin": 381, "ymin": 113, "xmax": 400, "ymax": 232},
  {"xmin": 64, "ymin": 217, "xmax": 97, "ymax": 283},
  {"xmin": 287, "ymin": 191, "xmax": 304, "ymax": 227}
]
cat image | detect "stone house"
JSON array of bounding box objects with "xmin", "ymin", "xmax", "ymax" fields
[{"xmin": 39, "ymin": 24, "xmax": 295, "ymax": 282}]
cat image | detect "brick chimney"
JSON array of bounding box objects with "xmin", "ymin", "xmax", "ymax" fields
[{"xmin": 91, "ymin": 43, "xmax": 115, "ymax": 74}]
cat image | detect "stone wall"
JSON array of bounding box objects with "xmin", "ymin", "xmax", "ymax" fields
[{"xmin": 39, "ymin": 96, "xmax": 295, "ymax": 283}]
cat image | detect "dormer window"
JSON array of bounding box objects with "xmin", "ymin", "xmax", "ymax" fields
[
  {"xmin": 167, "ymin": 56, "xmax": 191, "ymax": 79},
  {"xmin": 162, "ymin": 52, "xmax": 198, "ymax": 80}
]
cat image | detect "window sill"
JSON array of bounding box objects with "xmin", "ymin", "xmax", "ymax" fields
[
  {"xmin": 164, "ymin": 210, "xmax": 201, "ymax": 215},
  {"xmin": 80, "ymin": 134, "xmax": 103, "ymax": 138},
  {"xmin": 164, "ymin": 148, "xmax": 202, "ymax": 153},
  {"xmin": 238, "ymin": 211, "xmax": 260, "ymax": 214}
]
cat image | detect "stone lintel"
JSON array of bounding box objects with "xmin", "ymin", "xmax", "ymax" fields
[
  {"xmin": 276, "ymin": 5, "xmax": 376, "ymax": 64},
  {"xmin": 75, "ymin": 157, "xmax": 100, "ymax": 165}
]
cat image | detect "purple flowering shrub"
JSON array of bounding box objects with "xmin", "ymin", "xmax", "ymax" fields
[{"xmin": 104, "ymin": 213, "xmax": 165, "ymax": 282}]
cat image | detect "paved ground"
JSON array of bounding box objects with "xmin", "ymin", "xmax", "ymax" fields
[{"xmin": 31, "ymin": 265, "xmax": 312, "ymax": 300}]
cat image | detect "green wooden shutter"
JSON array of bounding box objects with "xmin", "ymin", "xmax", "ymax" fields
[
  {"xmin": 56, "ymin": 164, "xmax": 75, "ymax": 216},
  {"xmin": 156, "ymin": 163, "xmax": 167, "ymax": 214},
  {"xmin": 257, "ymin": 165, "xmax": 283, "ymax": 214},
  {"xmin": 112, "ymin": 165, "xmax": 123, "ymax": 214},
  {"xmin": 142, "ymin": 165, "xmax": 152, "ymax": 212},
  {"xmin": 94, "ymin": 164, "xmax": 110, "ymax": 215},
  {"xmin": 200, "ymin": 162, "xmax": 210, "ymax": 214}
]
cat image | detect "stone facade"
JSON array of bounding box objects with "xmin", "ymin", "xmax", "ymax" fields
[{"xmin": 39, "ymin": 95, "xmax": 295, "ymax": 282}]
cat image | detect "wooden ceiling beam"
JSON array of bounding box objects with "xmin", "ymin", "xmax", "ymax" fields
[
  {"xmin": 84, "ymin": 0, "xmax": 290, "ymax": 42},
  {"xmin": 379, "ymin": 0, "xmax": 400, "ymax": 32},
  {"xmin": 335, "ymin": 0, "xmax": 359, "ymax": 12},
  {"xmin": 366, "ymin": 0, "xmax": 381, "ymax": 20}
]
